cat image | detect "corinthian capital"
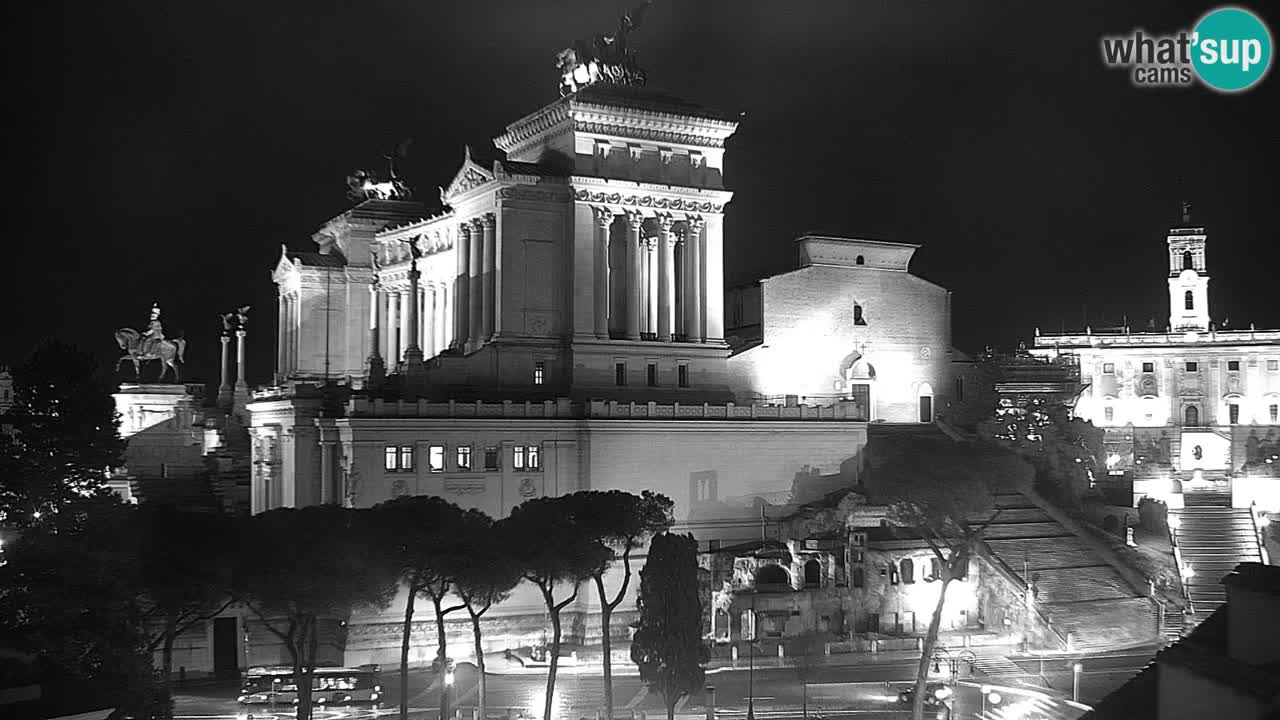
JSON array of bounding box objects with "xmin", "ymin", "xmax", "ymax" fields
[
  {"xmin": 686, "ymin": 215, "xmax": 705, "ymax": 233},
  {"xmin": 656, "ymin": 213, "xmax": 676, "ymax": 233},
  {"xmin": 592, "ymin": 206, "xmax": 615, "ymax": 229},
  {"xmin": 481, "ymin": 212, "xmax": 496, "ymax": 229},
  {"xmin": 625, "ymin": 210, "xmax": 645, "ymax": 231}
]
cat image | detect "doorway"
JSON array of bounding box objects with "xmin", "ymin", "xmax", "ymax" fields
[
  {"xmin": 918, "ymin": 395, "xmax": 933, "ymax": 423},
  {"xmin": 213, "ymin": 617, "xmax": 239, "ymax": 680}
]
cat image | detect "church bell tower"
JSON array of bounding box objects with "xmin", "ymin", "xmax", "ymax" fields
[{"xmin": 1167, "ymin": 202, "xmax": 1210, "ymax": 332}]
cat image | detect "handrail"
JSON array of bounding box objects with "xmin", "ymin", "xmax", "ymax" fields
[
  {"xmin": 1250, "ymin": 501, "xmax": 1270, "ymax": 566},
  {"xmin": 1168, "ymin": 514, "xmax": 1195, "ymax": 618}
]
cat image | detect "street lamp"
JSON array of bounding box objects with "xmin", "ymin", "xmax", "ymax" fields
[
  {"xmin": 1073, "ymin": 662, "xmax": 1083, "ymax": 703},
  {"xmin": 747, "ymin": 592, "xmax": 756, "ymax": 720}
]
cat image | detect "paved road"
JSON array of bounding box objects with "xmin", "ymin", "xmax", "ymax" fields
[{"xmin": 175, "ymin": 649, "xmax": 1154, "ymax": 720}]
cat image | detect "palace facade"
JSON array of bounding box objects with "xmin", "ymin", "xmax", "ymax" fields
[{"xmin": 1031, "ymin": 211, "xmax": 1280, "ymax": 510}]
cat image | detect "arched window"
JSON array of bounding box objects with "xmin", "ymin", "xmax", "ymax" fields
[
  {"xmin": 855, "ymin": 255, "xmax": 865, "ymax": 265},
  {"xmin": 755, "ymin": 564, "xmax": 789, "ymax": 587},
  {"xmin": 1183, "ymin": 250, "xmax": 1194, "ymax": 270},
  {"xmin": 804, "ymin": 559, "xmax": 821, "ymax": 587},
  {"xmin": 853, "ymin": 304, "xmax": 867, "ymax": 326},
  {"xmin": 1185, "ymin": 291, "xmax": 1194, "ymax": 310},
  {"xmin": 1184, "ymin": 405, "xmax": 1199, "ymax": 427},
  {"xmin": 900, "ymin": 558, "xmax": 915, "ymax": 584},
  {"xmin": 852, "ymin": 567, "xmax": 865, "ymax": 588}
]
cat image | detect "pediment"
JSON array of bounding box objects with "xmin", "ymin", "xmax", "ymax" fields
[
  {"xmin": 441, "ymin": 147, "xmax": 495, "ymax": 203},
  {"xmin": 272, "ymin": 245, "xmax": 300, "ymax": 283}
]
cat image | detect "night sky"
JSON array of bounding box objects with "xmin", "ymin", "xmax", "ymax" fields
[{"xmin": 9, "ymin": 1, "xmax": 1279, "ymax": 389}]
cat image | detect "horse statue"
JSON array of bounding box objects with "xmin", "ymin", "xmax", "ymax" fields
[{"xmin": 115, "ymin": 327, "xmax": 187, "ymax": 382}]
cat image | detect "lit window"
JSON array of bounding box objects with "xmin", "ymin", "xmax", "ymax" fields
[
  {"xmin": 1185, "ymin": 362, "xmax": 1198, "ymax": 372},
  {"xmin": 647, "ymin": 363, "xmax": 658, "ymax": 387},
  {"xmin": 398, "ymin": 446, "xmax": 414, "ymax": 471},
  {"xmin": 1103, "ymin": 363, "xmax": 1115, "ymax": 374},
  {"xmin": 1228, "ymin": 360, "xmax": 1240, "ymax": 372},
  {"xmin": 534, "ymin": 361, "xmax": 545, "ymax": 385},
  {"xmin": 1104, "ymin": 407, "xmax": 1114, "ymax": 423},
  {"xmin": 456, "ymin": 446, "xmax": 472, "ymax": 471},
  {"xmin": 889, "ymin": 569, "xmax": 899, "ymax": 585},
  {"xmin": 513, "ymin": 445, "xmax": 540, "ymax": 471},
  {"xmin": 615, "ymin": 362, "xmax": 627, "ymax": 386},
  {"xmin": 678, "ymin": 364, "xmax": 689, "ymax": 388},
  {"xmin": 1142, "ymin": 362, "xmax": 1154, "ymax": 373},
  {"xmin": 514, "ymin": 445, "xmax": 525, "ymax": 470},
  {"xmin": 484, "ymin": 446, "xmax": 499, "ymax": 471},
  {"xmin": 1229, "ymin": 404, "xmax": 1240, "ymax": 425},
  {"xmin": 384, "ymin": 446, "xmax": 397, "ymax": 472},
  {"xmin": 428, "ymin": 446, "xmax": 445, "ymax": 473},
  {"xmin": 527, "ymin": 444, "xmax": 540, "ymax": 470}
]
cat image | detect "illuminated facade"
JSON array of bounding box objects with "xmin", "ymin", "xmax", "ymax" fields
[{"xmin": 1032, "ymin": 212, "xmax": 1280, "ymax": 508}]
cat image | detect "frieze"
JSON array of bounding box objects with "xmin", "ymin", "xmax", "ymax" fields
[
  {"xmin": 573, "ymin": 120, "xmax": 725, "ymax": 148},
  {"xmin": 444, "ymin": 478, "xmax": 486, "ymax": 495},
  {"xmin": 573, "ymin": 189, "xmax": 722, "ymax": 214},
  {"xmin": 497, "ymin": 187, "xmax": 571, "ymax": 204}
]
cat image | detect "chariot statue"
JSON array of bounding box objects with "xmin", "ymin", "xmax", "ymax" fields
[
  {"xmin": 557, "ymin": 1, "xmax": 652, "ymax": 95},
  {"xmin": 115, "ymin": 303, "xmax": 187, "ymax": 382},
  {"xmin": 347, "ymin": 144, "xmax": 414, "ymax": 203}
]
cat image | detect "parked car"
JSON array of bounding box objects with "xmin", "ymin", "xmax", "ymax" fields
[{"xmin": 898, "ymin": 681, "xmax": 951, "ymax": 707}]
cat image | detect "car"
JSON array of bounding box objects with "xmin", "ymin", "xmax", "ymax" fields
[{"xmin": 898, "ymin": 681, "xmax": 952, "ymax": 707}]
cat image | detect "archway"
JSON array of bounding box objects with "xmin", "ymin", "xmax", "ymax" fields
[
  {"xmin": 917, "ymin": 382, "xmax": 934, "ymax": 423},
  {"xmin": 755, "ymin": 564, "xmax": 790, "ymax": 587},
  {"xmin": 1184, "ymin": 405, "xmax": 1199, "ymax": 427},
  {"xmin": 803, "ymin": 559, "xmax": 821, "ymax": 587}
]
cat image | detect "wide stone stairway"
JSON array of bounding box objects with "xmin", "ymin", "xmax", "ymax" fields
[
  {"xmin": 1171, "ymin": 494, "xmax": 1263, "ymax": 626},
  {"xmin": 982, "ymin": 494, "xmax": 1156, "ymax": 651}
]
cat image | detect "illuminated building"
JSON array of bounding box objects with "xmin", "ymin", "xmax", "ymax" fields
[{"xmin": 1031, "ymin": 208, "xmax": 1280, "ymax": 510}]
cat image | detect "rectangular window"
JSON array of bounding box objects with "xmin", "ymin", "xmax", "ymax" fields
[
  {"xmin": 428, "ymin": 446, "xmax": 445, "ymax": 473},
  {"xmin": 678, "ymin": 364, "xmax": 689, "ymax": 388},
  {"xmin": 1142, "ymin": 362, "xmax": 1154, "ymax": 373},
  {"xmin": 1228, "ymin": 360, "xmax": 1240, "ymax": 372},
  {"xmin": 484, "ymin": 447, "xmax": 499, "ymax": 471},
  {"xmin": 1269, "ymin": 360, "xmax": 1279, "ymax": 372},
  {"xmin": 384, "ymin": 446, "xmax": 397, "ymax": 472},
  {"xmin": 534, "ymin": 361, "xmax": 545, "ymax": 385},
  {"xmin": 398, "ymin": 446, "xmax": 415, "ymax": 471},
  {"xmin": 1229, "ymin": 404, "xmax": 1240, "ymax": 425},
  {"xmin": 615, "ymin": 362, "xmax": 627, "ymax": 386},
  {"xmin": 1186, "ymin": 361, "xmax": 1198, "ymax": 372},
  {"xmin": 1104, "ymin": 407, "xmax": 1114, "ymax": 423},
  {"xmin": 647, "ymin": 363, "xmax": 658, "ymax": 387},
  {"xmin": 954, "ymin": 377, "xmax": 964, "ymax": 402},
  {"xmin": 513, "ymin": 445, "xmax": 525, "ymax": 470},
  {"xmin": 1271, "ymin": 404, "xmax": 1278, "ymax": 423},
  {"xmin": 456, "ymin": 445, "xmax": 472, "ymax": 471},
  {"xmin": 527, "ymin": 444, "xmax": 540, "ymax": 470},
  {"xmin": 1103, "ymin": 363, "xmax": 1115, "ymax": 374}
]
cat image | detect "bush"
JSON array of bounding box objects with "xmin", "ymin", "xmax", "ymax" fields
[{"xmin": 1137, "ymin": 498, "xmax": 1168, "ymax": 532}]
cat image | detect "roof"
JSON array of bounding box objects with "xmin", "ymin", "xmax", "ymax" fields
[
  {"xmin": 1222, "ymin": 561, "xmax": 1280, "ymax": 596},
  {"xmin": 288, "ymin": 251, "xmax": 346, "ymax": 268}
]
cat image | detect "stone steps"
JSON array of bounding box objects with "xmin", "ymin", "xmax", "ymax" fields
[{"xmin": 1171, "ymin": 506, "xmax": 1261, "ymax": 625}]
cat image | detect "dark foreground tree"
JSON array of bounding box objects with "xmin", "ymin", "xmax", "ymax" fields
[
  {"xmin": 0, "ymin": 494, "xmax": 169, "ymax": 718},
  {"xmin": 455, "ymin": 512, "xmax": 523, "ymax": 720},
  {"xmin": 575, "ymin": 490, "xmax": 674, "ymax": 720},
  {"xmin": 631, "ymin": 532, "xmax": 708, "ymax": 720},
  {"xmin": 138, "ymin": 506, "xmax": 236, "ymax": 692},
  {"xmin": 506, "ymin": 496, "xmax": 610, "ymax": 720},
  {"xmin": 0, "ymin": 341, "xmax": 124, "ymax": 527},
  {"xmin": 236, "ymin": 506, "xmax": 398, "ymax": 720},
  {"xmin": 861, "ymin": 434, "xmax": 1031, "ymax": 720},
  {"xmin": 367, "ymin": 496, "xmax": 476, "ymax": 720},
  {"xmin": 979, "ymin": 397, "xmax": 1102, "ymax": 506}
]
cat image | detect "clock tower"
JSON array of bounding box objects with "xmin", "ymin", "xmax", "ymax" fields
[{"xmin": 1167, "ymin": 202, "xmax": 1210, "ymax": 332}]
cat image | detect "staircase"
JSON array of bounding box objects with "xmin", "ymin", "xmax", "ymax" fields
[
  {"xmin": 1171, "ymin": 496, "xmax": 1263, "ymax": 626},
  {"xmin": 982, "ymin": 494, "xmax": 1157, "ymax": 651}
]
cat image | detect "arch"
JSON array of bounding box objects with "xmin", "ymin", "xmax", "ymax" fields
[
  {"xmin": 855, "ymin": 255, "xmax": 865, "ymax": 265},
  {"xmin": 853, "ymin": 304, "xmax": 867, "ymax": 326},
  {"xmin": 1184, "ymin": 405, "xmax": 1200, "ymax": 427},
  {"xmin": 852, "ymin": 567, "xmax": 865, "ymax": 588},
  {"xmin": 755, "ymin": 564, "xmax": 789, "ymax": 587},
  {"xmin": 900, "ymin": 558, "xmax": 915, "ymax": 584},
  {"xmin": 917, "ymin": 382, "xmax": 934, "ymax": 423},
  {"xmin": 803, "ymin": 559, "xmax": 821, "ymax": 587},
  {"xmin": 1185, "ymin": 290, "xmax": 1194, "ymax": 310},
  {"xmin": 1183, "ymin": 250, "xmax": 1194, "ymax": 270}
]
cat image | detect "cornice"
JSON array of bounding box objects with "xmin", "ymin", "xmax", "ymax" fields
[
  {"xmin": 494, "ymin": 101, "xmax": 573, "ymax": 153},
  {"xmin": 570, "ymin": 179, "xmax": 731, "ymax": 215}
]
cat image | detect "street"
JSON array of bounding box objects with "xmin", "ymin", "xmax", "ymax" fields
[{"xmin": 173, "ymin": 648, "xmax": 1157, "ymax": 720}]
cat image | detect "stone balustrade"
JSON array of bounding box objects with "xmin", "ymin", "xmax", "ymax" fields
[
  {"xmin": 343, "ymin": 396, "xmax": 868, "ymax": 421},
  {"xmin": 1036, "ymin": 328, "xmax": 1280, "ymax": 347}
]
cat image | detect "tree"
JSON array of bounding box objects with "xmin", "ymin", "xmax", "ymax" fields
[
  {"xmin": 978, "ymin": 397, "xmax": 1103, "ymax": 507},
  {"xmin": 861, "ymin": 434, "xmax": 1032, "ymax": 720},
  {"xmin": 0, "ymin": 494, "xmax": 169, "ymax": 719},
  {"xmin": 630, "ymin": 533, "xmax": 708, "ymax": 720},
  {"xmin": 137, "ymin": 505, "xmax": 237, "ymax": 692},
  {"xmin": 505, "ymin": 496, "xmax": 611, "ymax": 720},
  {"xmin": 366, "ymin": 496, "xmax": 476, "ymax": 720},
  {"xmin": 235, "ymin": 506, "xmax": 399, "ymax": 720},
  {"xmin": 454, "ymin": 512, "xmax": 523, "ymax": 720},
  {"xmin": 572, "ymin": 490, "xmax": 674, "ymax": 720},
  {"xmin": 0, "ymin": 341, "xmax": 124, "ymax": 527}
]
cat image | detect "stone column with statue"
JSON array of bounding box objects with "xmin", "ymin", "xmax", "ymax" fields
[{"xmin": 114, "ymin": 303, "xmax": 187, "ymax": 383}]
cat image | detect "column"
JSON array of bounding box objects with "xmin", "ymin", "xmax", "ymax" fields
[
  {"xmin": 287, "ymin": 294, "xmax": 298, "ymax": 372},
  {"xmin": 657, "ymin": 215, "xmax": 676, "ymax": 342},
  {"xmin": 319, "ymin": 437, "xmax": 334, "ymax": 505},
  {"xmin": 646, "ymin": 238, "xmax": 658, "ymax": 336},
  {"xmin": 382, "ymin": 289, "xmax": 394, "ymax": 361},
  {"xmin": 440, "ymin": 284, "xmax": 451, "ymax": 350},
  {"xmin": 436, "ymin": 285, "xmax": 447, "ymax": 354},
  {"xmin": 686, "ymin": 216, "xmax": 705, "ymax": 342},
  {"xmin": 593, "ymin": 207, "xmax": 613, "ymax": 338},
  {"xmin": 625, "ymin": 212, "xmax": 643, "ymax": 341},
  {"xmin": 220, "ymin": 334, "xmax": 232, "ymax": 393},
  {"xmin": 368, "ymin": 285, "xmax": 382, "ymax": 362},
  {"xmin": 468, "ymin": 219, "xmax": 483, "ymax": 349},
  {"xmin": 276, "ymin": 294, "xmax": 287, "ymax": 378},
  {"xmin": 481, "ymin": 213, "xmax": 496, "ymax": 341},
  {"xmin": 235, "ymin": 329, "xmax": 248, "ymax": 389},
  {"xmin": 388, "ymin": 291, "xmax": 401, "ymax": 363},
  {"xmin": 455, "ymin": 223, "xmax": 471, "ymax": 349},
  {"xmin": 399, "ymin": 288, "xmax": 413, "ymax": 362},
  {"xmin": 423, "ymin": 285, "xmax": 435, "ymax": 358},
  {"xmin": 405, "ymin": 262, "xmax": 423, "ymax": 364},
  {"xmin": 703, "ymin": 214, "xmax": 726, "ymax": 343}
]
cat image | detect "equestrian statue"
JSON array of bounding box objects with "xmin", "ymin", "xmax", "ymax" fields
[{"xmin": 115, "ymin": 303, "xmax": 187, "ymax": 382}]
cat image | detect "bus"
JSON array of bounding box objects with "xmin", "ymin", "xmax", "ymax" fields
[{"xmin": 237, "ymin": 665, "xmax": 382, "ymax": 706}]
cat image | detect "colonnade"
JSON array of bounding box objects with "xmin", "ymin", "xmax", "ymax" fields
[
  {"xmin": 276, "ymin": 290, "xmax": 300, "ymax": 375},
  {"xmin": 368, "ymin": 280, "xmax": 454, "ymax": 365},
  {"xmin": 593, "ymin": 209, "xmax": 711, "ymax": 343}
]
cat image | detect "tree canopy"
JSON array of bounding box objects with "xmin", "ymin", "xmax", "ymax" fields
[{"xmin": 631, "ymin": 532, "xmax": 707, "ymax": 720}]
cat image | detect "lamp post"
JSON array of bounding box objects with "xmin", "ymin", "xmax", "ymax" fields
[
  {"xmin": 747, "ymin": 592, "xmax": 756, "ymax": 720},
  {"xmin": 1073, "ymin": 662, "xmax": 1083, "ymax": 703},
  {"xmin": 445, "ymin": 665, "xmax": 455, "ymax": 720}
]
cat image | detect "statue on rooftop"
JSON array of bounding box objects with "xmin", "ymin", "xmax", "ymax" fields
[
  {"xmin": 347, "ymin": 141, "xmax": 414, "ymax": 202},
  {"xmin": 115, "ymin": 303, "xmax": 187, "ymax": 382},
  {"xmin": 557, "ymin": 1, "xmax": 652, "ymax": 96}
]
